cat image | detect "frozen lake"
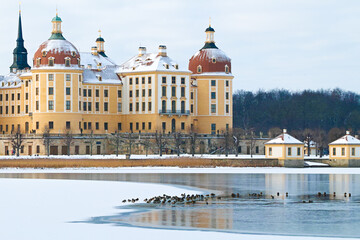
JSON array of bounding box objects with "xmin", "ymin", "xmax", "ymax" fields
[{"xmin": 0, "ymin": 171, "xmax": 359, "ymax": 238}]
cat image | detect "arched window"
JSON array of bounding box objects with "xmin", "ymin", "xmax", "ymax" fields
[
  {"xmin": 172, "ymin": 100, "xmax": 176, "ymax": 113},
  {"xmin": 181, "ymin": 101, "xmax": 185, "ymax": 113},
  {"xmin": 171, "ymin": 119, "xmax": 176, "ymax": 132},
  {"xmin": 42, "ymin": 51, "xmax": 47, "ymax": 57},
  {"xmin": 36, "ymin": 58, "xmax": 41, "ymax": 67},
  {"xmin": 162, "ymin": 100, "xmax": 166, "ymax": 113},
  {"xmin": 65, "ymin": 57, "xmax": 71, "ymax": 67},
  {"xmin": 212, "ymin": 57, "xmax": 216, "ymax": 63},
  {"xmin": 197, "ymin": 65, "xmax": 202, "ymax": 73},
  {"xmin": 48, "ymin": 58, "xmax": 54, "ymax": 67},
  {"xmin": 225, "ymin": 65, "xmax": 229, "ymax": 74}
]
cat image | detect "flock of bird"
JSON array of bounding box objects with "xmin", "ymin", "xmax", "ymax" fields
[{"xmin": 122, "ymin": 191, "xmax": 353, "ymax": 206}]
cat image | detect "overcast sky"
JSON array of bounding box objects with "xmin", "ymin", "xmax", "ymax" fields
[{"xmin": 1, "ymin": 0, "xmax": 360, "ymax": 93}]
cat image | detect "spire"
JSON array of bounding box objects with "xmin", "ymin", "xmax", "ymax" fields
[
  {"xmin": 10, "ymin": 9, "xmax": 30, "ymax": 73},
  {"xmin": 202, "ymin": 19, "xmax": 218, "ymax": 49}
]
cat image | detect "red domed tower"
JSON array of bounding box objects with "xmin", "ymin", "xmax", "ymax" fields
[{"xmin": 188, "ymin": 23, "xmax": 233, "ymax": 134}]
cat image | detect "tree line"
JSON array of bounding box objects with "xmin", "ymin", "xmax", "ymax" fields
[{"xmin": 233, "ymin": 88, "xmax": 360, "ymax": 134}]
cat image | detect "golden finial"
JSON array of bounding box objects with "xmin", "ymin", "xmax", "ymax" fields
[
  {"xmin": 19, "ymin": 2, "xmax": 21, "ymax": 14},
  {"xmin": 98, "ymin": 29, "xmax": 102, "ymax": 37},
  {"xmin": 56, "ymin": 5, "xmax": 58, "ymax": 16},
  {"xmin": 209, "ymin": 17, "xmax": 211, "ymax": 27}
]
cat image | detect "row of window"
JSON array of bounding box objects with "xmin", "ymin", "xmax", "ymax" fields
[
  {"xmin": 210, "ymin": 92, "xmax": 230, "ymax": 100},
  {"xmin": 81, "ymin": 89, "xmax": 111, "ymax": 98},
  {"xmin": 35, "ymin": 57, "xmax": 80, "ymax": 68},
  {"xmin": 161, "ymin": 86, "xmax": 186, "ymax": 98},
  {"xmin": 332, "ymin": 147, "xmax": 357, "ymax": 156},
  {"xmin": 161, "ymin": 76, "xmax": 186, "ymax": 85},
  {"xmin": 197, "ymin": 65, "xmax": 230, "ymax": 74},
  {"xmin": 80, "ymin": 101, "xmax": 111, "ymax": 112},
  {"xmin": 160, "ymin": 100, "xmax": 186, "ymax": 113},
  {"xmin": 268, "ymin": 147, "xmax": 302, "ymax": 156},
  {"xmin": 129, "ymin": 102, "xmax": 152, "ymax": 112},
  {"xmin": 0, "ymin": 93, "xmax": 21, "ymax": 101},
  {"xmin": 130, "ymin": 89, "xmax": 152, "ymax": 98}
]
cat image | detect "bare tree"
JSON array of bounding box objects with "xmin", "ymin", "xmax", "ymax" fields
[
  {"xmin": 268, "ymin": 127, "xmax": 282, "ymax": 138},
  {"xmin": 125, "ymin": 132, "xmax": 135, "ymax": 157},
  {"xmin": 222, "ymin": 130, "xmax": 233, "ymax": 157},
  {"xmin": 312, "ymin": 129, "xmax": 327, "ymax": 157},
  {"xmin": 154, "ymin": 130, "xmax": 164, "ymax": 156},
  {"xmin": 189, "ymin": 131, "xmax": 197, "ymax": 157},
  {"xmin": 173, "ymin": 132, "xmax": 182, "ymax": 157},
  {"xmin": 88, "ymin": 130, "xmax": 96, "ymax": 156},
  {"xmin": 42, "ymin": 126, "xmax": 52, "ymax": 156},
  {"xmin": 232, "ymin": 128, "xmax": 245, "ymax": 157},
  {"xmin": 62, "ymin": 129, "xmax": 74, "ymax": 156},
  {"xmin": 246, "ymin": 128, "xmax": 257, "ymax": 158},
  {"xmin": 10, "ymin": 129, "xmax": 24, "ymax": 157},
  {"xmin": 303, "ymin": 128, "xmax": 313, "ymax": 157}
]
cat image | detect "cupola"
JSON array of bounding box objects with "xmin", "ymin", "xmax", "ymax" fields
[
  {"xmin": 96, "ymin": 30, "xmax": 107, "ymax": 57},
  {"xmin": 49, "ymin": 11, "xmax": 65, "ymax": 40}
]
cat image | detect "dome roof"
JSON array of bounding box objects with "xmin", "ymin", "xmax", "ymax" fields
[
  {"xmin": 33, "ymin": 39, "xmax": 80, "ymax": 67},
  {"xmin": 52, "ymin": 15, "xmax": 62, "ymax": 22},
  {"xmin": 96, "ymin": 36, "xmax": 105, "ymax": 42},
  {"xmin": 189, "ymin": 48, "xmax": 231, "ymax": 74}
]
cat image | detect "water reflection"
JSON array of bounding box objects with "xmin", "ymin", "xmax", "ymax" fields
[{"xmin": 0, "ymin": 172, "xmax": 359, "ymax": 237}]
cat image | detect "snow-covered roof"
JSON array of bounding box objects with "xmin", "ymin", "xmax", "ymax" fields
[
  {"xmin": 192, "ymin": 48, "xmax": 231, "ymax": 62},
  {"xmin": 40, "ymin": 39, "xmax": 79, "ymax": 55},
  {"xmin": 265, "ymin": 132, "xmax": 303, "ymax": 145},
  {"xmin": 329, "ymin": 134, "xmax": 360, "ymax": 145},
  {"xmin": 0, "ymin": 74, "xmax": 22, "ymax": 89},
  {"xmin": 117, "ymin": 53, "xmax": 191, "ymax": 74},
  {"xmin": 80, "ymin": 52, "xmax": 121, "ymax": 85}
]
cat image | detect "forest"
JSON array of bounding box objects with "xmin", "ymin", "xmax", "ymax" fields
[{"xmin": 233, "ymin": 88, "xmax": 360, "ymax": 137}]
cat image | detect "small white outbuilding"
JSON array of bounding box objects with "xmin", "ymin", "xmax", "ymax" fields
[{"xmin": 328, "ymin": 131, "xmax": 360, "ymax": 167}]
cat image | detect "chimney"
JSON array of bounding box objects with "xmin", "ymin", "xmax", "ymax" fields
[
  {"xmin": 138, "ymin": 47, "xmax": 146, "ymax": 57},
  {"xmin": 346, "ymin": 130, "xmax": 350, "ymax": 135},
  {"xmin": 91, "ymin": 46, "xmax": 98, "ymax": 56},
  {"xmin": 283, "ymin": 129, "xmax": 287, "ymax": 134},
  {"xmin": 158, "ymin": 45, "xmax": 167, "ymax": 57}
]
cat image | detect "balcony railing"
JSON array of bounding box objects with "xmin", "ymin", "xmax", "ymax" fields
[{"xmin": 159, "ymin": 110, "xmax": 190, "ymax": 115}]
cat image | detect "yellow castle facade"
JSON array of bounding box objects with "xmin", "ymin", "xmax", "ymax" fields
[{"xmin": 0, "ymin": 12, "xmax": 233, "ymax": 136}]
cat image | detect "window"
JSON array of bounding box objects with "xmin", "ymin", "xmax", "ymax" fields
[
  {"xmin": 211, "ymin": 123, "xmax": 216, "ymax": 135},
  {"xmin": 211, "ymin": 80, "xmax": 216, "ymax": 86},
  {"xmin": 48, "ymin": 100, "xmax": 54, "ymax": 110},
  {"xmin": 181, "ymin": 87, "xmax": 185, "ymax": 97},
  {"xmin": 148, "ymin": 89, "xmax": 152, "ymax": 97},
  {"xmin": 135, "ymin": 78, "xmax": 139, "ymax": 84},
  {"xmin": 136, "ymin": 90, "xmax": 139, "ymax": 98},
  {"xmin": 142, "ymin": 89, "xmax": 145, "ymax": 97},
  {"xmin": 66, "ymin": 74, "xmax": 71, "ymax": 81},
  {"xmin": 104, "ymin": 90, "xmax": 108, "ymax": 97},
  {"xmin": 288, "ymin": 147, "xmax": 292, "ymax": 156},
  {"xmin": 25, "ymin": 105, "xmax": 28, "ymax": 114},
  {"xmin": 95, "ymin": 122, "xmax": 99, "ymax": 130},
  {"xmin": 17, "ymin": 93, "xmax": 20, "ymax": 100},
  {"xmin": 148, "ymin": 102, "xmax": 152, "ymax": 111},
  {"xmin": 181, "ymin": 78, "xmax": 185, "ymax": 85},
  {"xmin": 148, "ymin": 77, "xmax": 151, "ymax": 84},
  {"xmin": 104, "ymin": 122, "xmax": 108, "ymax": 131},
  {"xmin": 181, "ymin": 122, "xmax": 185, "ymax": 130},
  {"xmin": 162, "ymin": 86, "xmax": 166, "ymax": 97},
  {"xmin": 17, "ymin": 105, "xmax": 20, "ymax": 114},
  {"xmin": 129, "ymin": 103, "xmax": 133, "ymax": 112},
  {"xmin": 48, "ymin": 74, "xmax": 54, "ymax": 81},
  {"xmin": 84, "ymin": 122, "xmax": 87, "ymax": 130},
  {"xmin": 142, "ymin": 122, "xmax": 145, "ymax": 130},
  {"xmin": 162, "ymin": 122, "xmax": 166, "ymax": 130},
  {"xmin": 11, "ymin": 106, "xmax": 14, "ymax": 114},
  {"xmin": 212, "ymin": 57, "xmax": 216, "ymax": 63},
  {"xmin": 136, "ymin": 122, "xmax": 139, "ymax": 130},
  {"xmin": 66, "ymin": 87, "xmax": 71, "ymax": 95},
  {"xmin": 88, "ymin": 102, "xmax": 92, "ymax": 111},
  {"xmin": 129, "ymin": 78, "xmax": 133, "ymax": 85},
  {"xmin": 36, "ymin": 101, "xmax": 39, "ymax": 111},
  {"xmin": 226, "ymin": 80, "xmax": 229, "ymax": 87},
  {"xmin": 197, "ymin": 65, "xmax": 202, "ymax": 73},
  {"xmin": 269, "ymin": 147, "xmax": 272, "ymax": 156},
  {"xmin": 191, "ymin": 92, "xmax": 194, "ymax": 99},
  {"xmin": 211, "ymin": 92, "xmax": 216, "ymax": 99},
  {"xmin": 333, "ymin": 148, "xmax": 336, "ymax": 156},
  {"xmin": 88, "ymin": 89, "xmax": 92, "ymax": 97},
  {"xmin": 118, "ymin": 90, "xmax": 122, "ymax": 98},
  {"xmin": 211, "ymin": 104, "xmax": 216, "ymax": 113},
  {"xmin": 142, "ymin": 102, "xmax": 145, "ymax": 111},
  {"xmin": 83, "ymin": 89, "xmax": 87, "ymax": 97},
  {"xmin": 104, "ymin": 102, "xmax": 108, "ymax": 111},
  {"xmin": 49, "ymin": 121, "xmax": 54, "ymax": 129},
  {"xmin": 142, "ymin": 77, "xmax": 145, "ymax": 84},
  {"xmin": 0, "ymin": 94, "xmax": 2, "ymax": 101},
  {"xmin": 88, "ymin": 122, "xmax": 92, "ymax": 130},
  {"xmin": 98, "ymin": 76, "xmax": 102, "ymax": 82},
  {"xmin": 66, "ymin": 121, "xmax": 71, "ymax": 129},
  {"xmin": 83, "ymin": 102, "xmax": 87, "ymax": 111},
  {"xmin": 352, "ymin": 148, "xmax": 355, "ymax": 156},
  {"xmin": 79, "ymin": 75, "xmax": 82, "ymax": 82},
  {"xmin": 36, "ymin": 88, "xmax": 39, "ymax": 96},
  {"xmin": 36, "ymin": 59, "xmax": 41, "ymax": 67},
  {"xmin": 148, "ymin": 122, "xmax": 152, "ymax": 130},
  {"xmin": 130, "ymin": 123, "xmax": 133, "ymax": 131},
  {"xmin": 191, "ymin": 104, "xmax": 193, "ymax": 113},
  {"xmin": 48, "ymin": 58, "xmax": 54, "ymax": 67},
  {"xmin": 172, "ymin": 76, "xmax": 176, "ymax": 84},
  {"xmin": 129, "ymin": 91, "xmax": 133, "ymax": 97},
  {"xmin": 136, "ymin": 102, "xmax": 139, "ymax": 111},
  {"xmin": 79, "ymin": 88, "xmax": 81, "ymax": 96},
  {"xmin": 226, "ymin": 104, "xmax": 229, "ymax": 113},
  {"xmin": 117, "ymin": 103, "xmax": 122, "ymax": 112},
  {"xmin": 341, "ymin": 148, "xmax": 345, "ymax": 156},
  {"xmin": 162, "ymin": 77, "xmax": 167, "ymax": 84},
  {"xmin": 36, "ymin": 122, "xmax": 39, "ymax": 130},
  {"xmin": 172, "ymin": 87, "xmax": 176, "ymax": 97},
  {"xmin": 36, "ymin": 74, "xmax": 39, "ymax": 81},
  {"xmin": 256, "ymin": 146, "xmax": 259, "ymax": 154},
  {"xmin": 297, "ymin": 147, "xmax": 301, "ymax": 156},
  {"xmin": 162, "ymin": 100, "xmax": 166, "ymax": 112},
  {"xmin": 225, "ymin": 65, "xmax": 229, "ymax": 73},
  {"xmin": 118, "ymin": 123, "xmax": 122, "ymax": 131},
  {"xmin": 181, "ymin": 101, "xmax": 185, "ymax": 113},
  {"xmin": 25, "ymin": 93, "xmax": 28, "ymax": 100},
  {"xmin": 95, "ymin": 102, "xmax": 99, "ymax": 111},
  {"xmin": 172, "ymin": 100, "xmax": 176, "ymax": 113},
  {"xmin": 226, "ymin": 92, "xmax": 229, "ymax": 100},
  {"xmin": 96, "ymin": 89, "xmax": 99, "ymax": 97}
]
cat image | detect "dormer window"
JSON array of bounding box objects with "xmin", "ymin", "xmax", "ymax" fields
[
  {"xmin": 164, "ymin": 64, "xmax": 169, "ymax": 69},
  {"xmin": 212, "ymin": 57, "xmax": 216, "ymax": 63},
  {"xmin": 42, "ymin": 51, "xmax": 47, "ymax": 57},
  {"xmin": 8, "ymin": 83, "xmax": 10, "ymax": 86},
  {"xmin": 225, "ymin": 65, "xmax": 229, "ymax": 74},
  {"xmin": 87, "ymin": 64, "xmax": 92, "ymax": 69},
  {"xmin": 98, "ymin": 76, "xmax": 102, "ymax": 81},
  {"xmin": 77, "ymin": 59, "xmax": 81, "ymax": 67},
  {"xmin": 174, "ymin": 64, "xmax": 179, "ymax": 70},
  {"xmin": 71, "ymin": 51, "xmax": 76, "ymax": 57},
  {"xmin": 36, "ymin": 58, "xmax": 41, "ymax": 67},
  {"xmin": 197, "ymin": 65, "xmax": 202, "ymax": 73},
  {"xmin": 65, "ymin": 57, "xmax": 71, "ymax": 67},
  {"xmin": 97, "ymin": 62, "xmax": 102, "ymax": 67},
  {"xmin": 48, "ymin": 57, "xmax": 55, "ymax": 67}
]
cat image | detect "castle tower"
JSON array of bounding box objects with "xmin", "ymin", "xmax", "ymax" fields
[
  {"xmin": 189, "ymin": 22, "xmax": 233, "ymax": 134},
  {"xmin": 96, "ymin": 30, "xmax": 107, "ymax": 57},
  {"xmin": 10, "ymin": 9, "xmax": 31, "ymax": 73}
]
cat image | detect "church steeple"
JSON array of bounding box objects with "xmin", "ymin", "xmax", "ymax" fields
[{"xmin": 10, "ymin": 8, "xmax": 31, "ymax": 73}]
